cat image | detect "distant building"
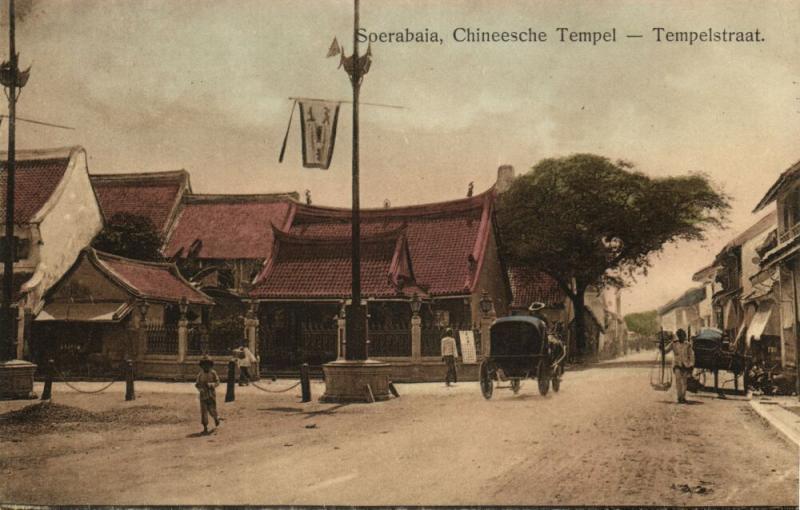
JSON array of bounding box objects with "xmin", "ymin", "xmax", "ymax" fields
[
  {"xmin": 90, "ymin": 170, "xmax": 191, "ymax": 237},
  {"xmin": 1, "ymin": 147, "xmax": 103, "ymax": 358},
  {"xmin": 507, "ymin": 266, "xmax": 569, "ymax": 323},
  {"xmin": 752, "ymin": 158, "xmax": 800, "ymax": 373},
  {"xmin": 692, "ymin": 263, "xmax": 720, "ymax": 329},
  {"xmin": 711, "ymin": 212, "xmax": 776, "ymax": 342},
  {"xmin": 658, "ymin": 286, "xmax": 706, "ymax": 334}
]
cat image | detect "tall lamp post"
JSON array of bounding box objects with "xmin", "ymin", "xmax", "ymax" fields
[
  {"xmin": 0, "ymin": 0, "xmax": 35, "ymax": 399},
  {"xmin": 321, "ymin": 0, "xmax": 392, "ymax": 402}
]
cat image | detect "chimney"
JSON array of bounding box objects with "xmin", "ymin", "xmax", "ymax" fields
[{"xmin": 495, "ymin": 165, "xmax": 515, "ymax": 193}]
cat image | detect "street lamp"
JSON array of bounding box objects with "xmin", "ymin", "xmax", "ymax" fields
[
  {"xmin": 479, "ymin": 290, "xmax": 493, "ymax": 318},
  {"xmin": 410, "ymin": 292, "xmax": 422, "ymax": 317}
]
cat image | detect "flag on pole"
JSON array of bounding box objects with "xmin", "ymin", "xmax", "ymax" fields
[
  {"xmin": 298, "ymin": 100, "xmax": 340, "ymax": 169},
  {"xmin": 327, "ymin": 37, "xmax": 341, "ymax": 58}
]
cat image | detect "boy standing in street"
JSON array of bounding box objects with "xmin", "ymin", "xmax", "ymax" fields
[
  {"xmin": 441, "ymin": 328, "xmax": 459, "ymax": 386},
  {"xmin": 195, "ymin": 355, "xmax": 221, "ymax": 434},
  {"xmin": 667, "ymin": 329, "xmax": 695, "ymax": 403}
]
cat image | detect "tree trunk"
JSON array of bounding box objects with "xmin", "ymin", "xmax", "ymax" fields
[{"xmin": 571, "ymin": 289, "xmax": 588, "ymax": 358}]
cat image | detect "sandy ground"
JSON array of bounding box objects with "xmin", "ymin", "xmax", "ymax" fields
[{"xmin": 1, "ymin": 352, "xmax": 797, "ymax": 506}]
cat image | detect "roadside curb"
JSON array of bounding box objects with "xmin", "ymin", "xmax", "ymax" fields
[{"xmin": 748, "ymin": 398, "xmax": 800, "ymax": 448}]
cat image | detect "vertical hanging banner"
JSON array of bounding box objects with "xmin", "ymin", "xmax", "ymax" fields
[{"xmin": 298, "ymin": 100, "xmax": 340, "ymax": 169}]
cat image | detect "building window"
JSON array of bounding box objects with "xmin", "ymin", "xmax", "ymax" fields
[{"xmin": 0, "ymin": 236, "xmax": 30, "ymax": 261}]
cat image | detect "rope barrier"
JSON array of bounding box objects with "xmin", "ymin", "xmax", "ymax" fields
[
  {"xmin": 54, "ymin": 366, "xmax": 118, "ymax": 394},
  {"xmin": 249, "ymin": 379, "xmax": 302, "ymax": 394}
]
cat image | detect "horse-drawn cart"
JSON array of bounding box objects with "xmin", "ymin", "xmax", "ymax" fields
[{"xmin": 479, "ymin": 316, "xmax": 565, "ymax": 399}]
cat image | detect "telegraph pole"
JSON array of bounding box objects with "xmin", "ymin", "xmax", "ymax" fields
[
  {"xmin": 321, "ymin": 0, "xmax": 392, "ymax": 402},
  {"xmin": 346, "ymin": 0, "xmax": 366, "ymax": 360},
  {"xmin": 1, "ymin": 0, "xmax": 18, "ymax": 361}
]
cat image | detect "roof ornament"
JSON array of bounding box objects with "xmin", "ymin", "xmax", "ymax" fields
[
  {"xmin": 467, "ymin": 182, "xmax": 474, "ymax": 197},
  {"xmin": 383, "ymin": 199, "xmax": 391, "ymax": 208},
  {"xmin": 305, "ymin": 189, "xmax": 312, "ymax": 205}
]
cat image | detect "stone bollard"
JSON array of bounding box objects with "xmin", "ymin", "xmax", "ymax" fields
[
  {"xmin": 40, "ymin": 359, "xmax": 54, "ymax": 401},
  {"xmin": 225, "ymin": 359, "xmax": 236, "ymax": 402},
  {"xmin": 125, "ymin": 360, "xmax": 135, "ymax": 401},
  {"xmin": 300, "ymin": 363, "xmax": 311, "ymax": 403}
]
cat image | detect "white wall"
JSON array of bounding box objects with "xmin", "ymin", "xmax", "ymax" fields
[{"xmin": 22, "ymin": 148, "xmax": 103, "ymax": 313}]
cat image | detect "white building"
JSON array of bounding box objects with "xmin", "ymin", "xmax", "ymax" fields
[{"xmin": 0, "ymin": 147, "xmax": 103, "ymax": 358}]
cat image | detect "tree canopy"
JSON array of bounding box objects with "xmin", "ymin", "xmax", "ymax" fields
[
  {"xmin": 624, "ymin": 310, "xmax": 659, "ymax": 337},
  {"xmin": 496, "ymin": 154, "xmax": 730, "ymax": 294},
  {"xmin": 496, "ymin": 154, "xmax": 729, "ymax": 354},
  {"xmin": 92, "ymin": 212, "xmax": 163, "ymax": 262}
]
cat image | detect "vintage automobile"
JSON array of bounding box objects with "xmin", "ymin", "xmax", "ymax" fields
[{"xmin": 479, "ymin": 315, "xmax": 565, "ymax": 399}]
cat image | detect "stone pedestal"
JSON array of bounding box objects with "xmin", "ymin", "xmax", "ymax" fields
[
  {"xmin": 0, "ymin": 359, "xmax": 37, "ymax": 399},
  {"xmin": 321, "ymin": 359, "xmax": 393, "ymax": 403}
]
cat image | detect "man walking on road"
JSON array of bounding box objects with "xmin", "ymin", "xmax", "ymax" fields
[
  {"xmin": 668, "ymin": 328, "xmax": 695, "ymax": 404},
  {"xmin": 235, "ymin": 341, "xmax": 258, "ymax": 386},
  {"xmin": 441, "ymin": 328, "xmax": 459, "ymax": 386}
]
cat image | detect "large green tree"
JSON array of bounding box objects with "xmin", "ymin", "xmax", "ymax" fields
[
  {"xmin": 496, "ymin": 154, "xmax": 729, "ymax": 354},
  {"xmin": 92, "ymin": 212, "xmax": 163, "ymax": 261},
  {"xmin": 624, "ymin": 310, "xmax": 659, "ymax": 337}
]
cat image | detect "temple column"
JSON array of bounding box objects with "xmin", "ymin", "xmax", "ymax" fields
[
  {"xmin": 411, "ymin": 314, "xmax": 422, "ymax": 361},
  {"xmin": 177, "ymin": 318, "xmax": 188, "ymax": 363}
]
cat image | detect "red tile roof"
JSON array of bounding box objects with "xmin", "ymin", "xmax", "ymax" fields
[
  {"xmin": 164, "ymin": 194, "xmax": 298, "ymax": 260},
  {"xmin": 284, "ymin": 190, "xmax": 495, "ymax": 297},
  {"xmin": 250, "ymin": 228, "xmax": 421, "ymax": 299},
  {"xmin": 508, "ymin": 266, "xmax": 566, "ymax": 309},
  {"xmin": 90, "ymin": 170, "xmax": 190, "ymax": 234},
  {"xmin": 90, "ymin": 249, "xmax": 213, "ymax": 305},
  {"xmin": 0, "ymin": 153, "xmax": 71, "ymax": 223}
]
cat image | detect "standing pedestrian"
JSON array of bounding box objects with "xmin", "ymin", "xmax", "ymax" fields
[
  {"xmin": 195, "ymin": 355, "xmax": 221, "ymax": 434},
  {"xmin": 235, "ymin": 340, "xmax": 258, "ymax": 386},
  {"xmin": 441, "ymin": 328, "xmax": 459, "ymax": 386},
  {"xmin": 667, "ymin": 329, "xmax": 695, "ymax": 404}
]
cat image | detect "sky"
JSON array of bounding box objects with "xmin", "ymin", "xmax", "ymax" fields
[{"xmin": 3, "ymin": 0, "xmax": 799, "ymax": 314}]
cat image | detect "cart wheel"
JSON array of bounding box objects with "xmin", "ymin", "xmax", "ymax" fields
[
  {"xmin": 552, "ymin": 365, "xmax": 562, "ymax": 393},
  {"xmin": 480, "ymin": 360, "xmax": 494, "ymax": 400},
  {"xmin": 510, "ymin": 378, "xmax": 521, "ymax": 394},
  {"xmin": 537, "ymin": 361, "xmax": 550, "ymax": 396}
]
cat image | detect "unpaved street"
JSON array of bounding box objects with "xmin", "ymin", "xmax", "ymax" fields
[{"xmin": 1, "ymin": 353, "xmax": 797, "ymax": 506}]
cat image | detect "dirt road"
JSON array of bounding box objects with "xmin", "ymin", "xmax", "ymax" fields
[{"xmin": 1, "ymin": 353, "xmax": 797, "ymax": 506}]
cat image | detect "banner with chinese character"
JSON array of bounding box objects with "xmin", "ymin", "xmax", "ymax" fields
[
  {"xmin": 298, "ymin": 100, "xmax": 340, "ymax": 169},
  {"xmin": 458, "ymin": 330, "xmax": 477, "ymax": 364}
]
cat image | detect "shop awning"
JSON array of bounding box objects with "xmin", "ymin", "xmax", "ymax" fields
[
  {"xmin": 747, "ymin": 308, "xmax": 773, "ymax": 341},
  {"xmin": 35, "ymin": 302, "xmax": 132, "ymax": 322}
]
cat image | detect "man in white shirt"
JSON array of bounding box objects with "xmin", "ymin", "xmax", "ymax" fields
[
  {"xmin": 441, "ymin": 328, "xmax": 459, "ymax": 386},
  {"xmin": 235, "ymin": 341, "xmax": 258, "ymax": 386}
]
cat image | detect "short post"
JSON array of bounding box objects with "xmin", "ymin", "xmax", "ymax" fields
[
  {"xmin": 125, "ymin": 359, "xmax": 135, "ymax": 401},
  {"xmin": 300, "ymin": 362, "xmax": 311, "ymax": 403},
  {"xmin": 225, "ymin": 358, "xmax": 236, "ymax": 402},
  {"xmin": 40, "ymin": 358, "xmax": 53, "ymax": 401}
]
